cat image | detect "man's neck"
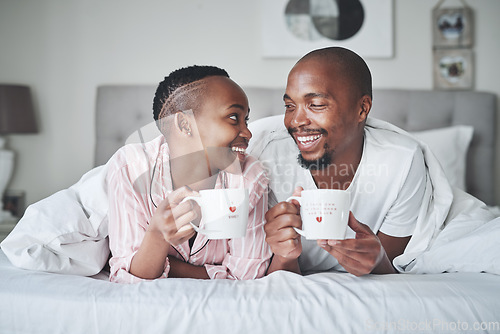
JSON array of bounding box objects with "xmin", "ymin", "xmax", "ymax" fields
[{"xmin": 310, "ymin": 137, "xmax": 364, "ymax": 190}]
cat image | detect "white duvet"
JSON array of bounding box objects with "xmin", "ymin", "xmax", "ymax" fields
[
  {"xmin": 364, "ymin": 118, "xmax": 500, "ymax": 274},
  {"xmin": 1, "ymin": 117, "xmax": 499, "ymax": 277},
  {"xmin": 1, "ymin": 249, "xmax": 499, "ymax": 334}
]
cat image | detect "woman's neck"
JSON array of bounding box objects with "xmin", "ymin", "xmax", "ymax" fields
[{"xmin": 169, "ymin": 150, "xmax": 219, "ymax": 191}]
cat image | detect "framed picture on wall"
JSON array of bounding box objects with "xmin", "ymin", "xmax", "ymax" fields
[
  {"xmin": 432, "ymin": 6, "xmax": 473, "ymax": 48},
  {"xmin": 433, "ymin": 49, "xmax": 473, "ymax": 90},
  {"xmin": 261, "ymin": 0, "xmax": 394, "ymax": 58}
]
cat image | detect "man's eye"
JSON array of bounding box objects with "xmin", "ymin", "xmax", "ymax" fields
[{"xmin": 229, "ymin": 115, "xmax": 238, "ymax": 121}]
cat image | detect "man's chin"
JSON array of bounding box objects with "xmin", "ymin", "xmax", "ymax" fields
[{"xmin": 297, "ymin": 153, "xmax": 331, "ymax": 170}]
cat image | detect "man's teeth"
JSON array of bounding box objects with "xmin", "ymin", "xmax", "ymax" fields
[
  {"xmin": 297, "ymin": 134, "xmax": 322, "ymax": 144},
  {"xmin": 231, "ymin": 147, "xmax": 246, "ymax": 153}
]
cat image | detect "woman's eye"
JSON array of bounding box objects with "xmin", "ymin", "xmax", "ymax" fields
[{"xmin": 229, "ymin": 115, "xmax": 238, "ymax": 121}]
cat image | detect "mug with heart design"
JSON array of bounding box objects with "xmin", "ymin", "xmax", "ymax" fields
[
  {"xmin": 287, "ymin": 189, "xmax": 350, "ymax": 240},
  {"xmin": 183, "ymin": 188, "xmax": 249, "ymax": 239}
]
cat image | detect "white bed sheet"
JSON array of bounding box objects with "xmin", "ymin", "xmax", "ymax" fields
[{"xmin": 1, "ymin": 251, "xmax": 499, "ymax": 334}]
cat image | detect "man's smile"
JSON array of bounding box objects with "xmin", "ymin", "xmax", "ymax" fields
[{"xmin": 289, "ymin": 128, "xmax": 326, "ymax": 153}]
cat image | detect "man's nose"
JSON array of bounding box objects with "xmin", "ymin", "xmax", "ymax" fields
[{"xmin": 290, "ymin": 105, "xmax": 310, "ymax": 128}]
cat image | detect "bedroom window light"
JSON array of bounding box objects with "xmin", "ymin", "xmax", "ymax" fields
[{"xmin": 0, "ymin": 84, "xmax": 38, "ymax": 222}]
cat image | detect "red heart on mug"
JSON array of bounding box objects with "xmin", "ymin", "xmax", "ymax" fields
[
  {"xmin": 229, "ymin": 206, "xmax": 236, "ymax": 212},
  {"xmin": 316, "ymin": 217, "xmax": 322, "ymax": 223}
]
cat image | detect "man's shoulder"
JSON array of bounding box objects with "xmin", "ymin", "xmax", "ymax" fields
[
  {"xmin": 248, "ymin": 115, "xmax": 296, "ymax": 160},
  {"xmin": 365, "ymin": 119, "xmax": 420, "ymax": 154}
]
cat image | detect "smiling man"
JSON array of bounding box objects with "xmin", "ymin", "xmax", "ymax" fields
[{"xmin": 249, "ymin": 47, "xmax": 428, "ymax": 276}]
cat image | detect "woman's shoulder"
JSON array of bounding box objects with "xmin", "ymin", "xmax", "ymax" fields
[
  {"xmin": 240, "ymin": 155, "xmax": 269, "ymax": 206},
  {"xmin": 106, "ymin": 135, "xmax": 165, "ymax": 180},
  {"xmin": 241, "ymin": 154, "xmax": 268, "ymax": 182}
]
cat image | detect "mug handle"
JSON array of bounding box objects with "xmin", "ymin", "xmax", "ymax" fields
[
  {"xmin": 285, "ymin": 196, "xmax": 306, "ymax": 238},
  {"xmin": 181, "ymin": 196, "xmax": 221, "ymax": 235}
]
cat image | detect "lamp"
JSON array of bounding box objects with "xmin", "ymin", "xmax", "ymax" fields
[{"xmin": 0, "ymin": 84, "xmax": 38, "ymax": 222}]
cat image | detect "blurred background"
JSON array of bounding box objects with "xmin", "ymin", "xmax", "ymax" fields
[{"xmin": 0, "ymin": 0, "xmax": 499, "ymax": 209}]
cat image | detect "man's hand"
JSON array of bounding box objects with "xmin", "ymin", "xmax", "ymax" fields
[
  {"xmin": 264, "ymin": 187, "xmax": 304, "ymax": 274},
  {"xmin": 318, "ymin": 212, "xmax": 396, "ymax": 276}
]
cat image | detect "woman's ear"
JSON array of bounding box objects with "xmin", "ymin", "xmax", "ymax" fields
[
  {"xmin": 358, "ymin": 95, "xmax": 372, "ymax": 122},
  {"xmin": 174, "ymin": 111, "xmax": 192, "ymax": 136}
]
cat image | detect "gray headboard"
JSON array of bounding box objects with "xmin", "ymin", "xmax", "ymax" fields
[{"xmin": 95, "ymin": 86, "xmax": 496, "ymax": 205}]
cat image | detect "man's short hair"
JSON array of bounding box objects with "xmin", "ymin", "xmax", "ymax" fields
[{"xmin": 299, "ymin": 47, "xmax": 372, "ymax": 99}]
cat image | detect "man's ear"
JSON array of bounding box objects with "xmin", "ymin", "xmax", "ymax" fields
[
  {"xmin": 174, "ymin": 111, "xmax": 192, "ymax": 136},
  {"xmin": 358, "ymin": 95, "xmax": 372, "ymax": 122}
]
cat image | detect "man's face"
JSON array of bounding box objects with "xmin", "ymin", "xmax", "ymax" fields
[{"xmin": 284, "ymin": 59, "xmax": 364, "ymax": 169}]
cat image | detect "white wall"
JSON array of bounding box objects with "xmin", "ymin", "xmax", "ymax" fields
[{"xmin": 1, "ymin": 0, "xmax": 499, "ymax": 206}]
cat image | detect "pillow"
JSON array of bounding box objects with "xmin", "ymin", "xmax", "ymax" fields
[
  {"xmin": 405, "ymin": 188, "xmax": 500, "ymax": 275},
  {"xmin": 410, "ymin": 126, "xmax": 473, "ymax": 190}
]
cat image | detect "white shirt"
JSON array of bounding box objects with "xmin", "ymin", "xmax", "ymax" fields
[{"xmin": 248, "ymin": 116, "xmax": 427, "ymax": 273}]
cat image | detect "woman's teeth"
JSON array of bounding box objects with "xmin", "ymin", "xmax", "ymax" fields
[
  {"xmin": 297, "ymin": 134, "xmax": 322, "ymax": 144},
  {"xmin": 231, "ymin": 147, "xmax": 246, "ymax": 154}
]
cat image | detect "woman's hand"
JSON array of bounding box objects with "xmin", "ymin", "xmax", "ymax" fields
[{"xmin": 148, "ymin": 186, "xmax": 201, "ymax": 246}]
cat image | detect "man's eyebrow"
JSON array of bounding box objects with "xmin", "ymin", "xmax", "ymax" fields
[
  {"xmin": 283, "ymin": 93, "xmax": 330, "ymax": 100},
  {"xmin": 304, "ymin": 92, "xmax": 330, "ymax": 99}
]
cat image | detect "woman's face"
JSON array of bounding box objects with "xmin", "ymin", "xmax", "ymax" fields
[{"xmin": 193, "ymin": 76, "xmax": 252, "ymax": 171}]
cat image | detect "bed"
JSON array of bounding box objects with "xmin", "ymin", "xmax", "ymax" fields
[{"xmin": 1, "ymin": 86, "xmax": 499, "ymax": 333}]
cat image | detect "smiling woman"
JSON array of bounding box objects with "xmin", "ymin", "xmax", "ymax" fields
[{"xmin": 104, "ymin": 65, "xmax": 271, "ymax": 283}]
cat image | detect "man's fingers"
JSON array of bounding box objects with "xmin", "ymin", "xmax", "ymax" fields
[
  {"xmin": 276, "ymin": 238, "xmax": 301, "ymax": 258},
  {"xmin": 347, "ymin": 212, "xmax": 372, "ymax": 234},
  {"xmin": 319, "ymin": 239, "xmax": 383, "ymax": 276},
  {"xmin": 267, "ymin": 226, "xmax": 300, "ymax": 244},
  {"xmin": 327, "ymin": 239, "xmax": 375, "ymax": 253},
  {"xmin": 321, "ymin": 243, "xmax": 366, "ymax": 273},
  {"xmin": 265, "ymin": 201, "xmax": 300, "ymax": 222},
  {"xmin": 291, "ymin": 186, "xmax": 304, "ymax": 197}
]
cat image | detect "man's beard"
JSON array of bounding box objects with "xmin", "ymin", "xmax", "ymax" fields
[
  {"xmin": 288, "ymin": 127, "xmax": 332, "ymax": 170},
  {"xmin": 297, "ymin": 146, "xmax": 332, "ymax": 170}
]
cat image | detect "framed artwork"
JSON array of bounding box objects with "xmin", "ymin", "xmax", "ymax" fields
[
  {"xmin": 432, "ymin": 6, "xmax": 473, "ymax": 48},
  {"xmin": 261, "ymin": 0, "xmax": 394, "ymax": 58},
  {"xmin": 433, "ymin": 49, "xmax": 473, "ymax": 90}
]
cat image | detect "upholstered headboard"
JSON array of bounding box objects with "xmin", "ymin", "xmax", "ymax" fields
[{"xmin": 95, "ymin": 86, "xmax": 496, "ymax": 205}]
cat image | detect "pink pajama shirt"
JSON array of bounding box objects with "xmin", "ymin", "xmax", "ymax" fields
[{"xmin": 107, "ymin": 135, "xmax": 271, "ymax": 283}]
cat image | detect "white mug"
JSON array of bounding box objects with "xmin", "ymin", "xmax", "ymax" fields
[
  {"xmin": 183, "ymin": 188, "xmax": 249, "ymax": 239},
  {"xmin": 287, "ymin": 189, "xmax": 350, "ymax": 240}
]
